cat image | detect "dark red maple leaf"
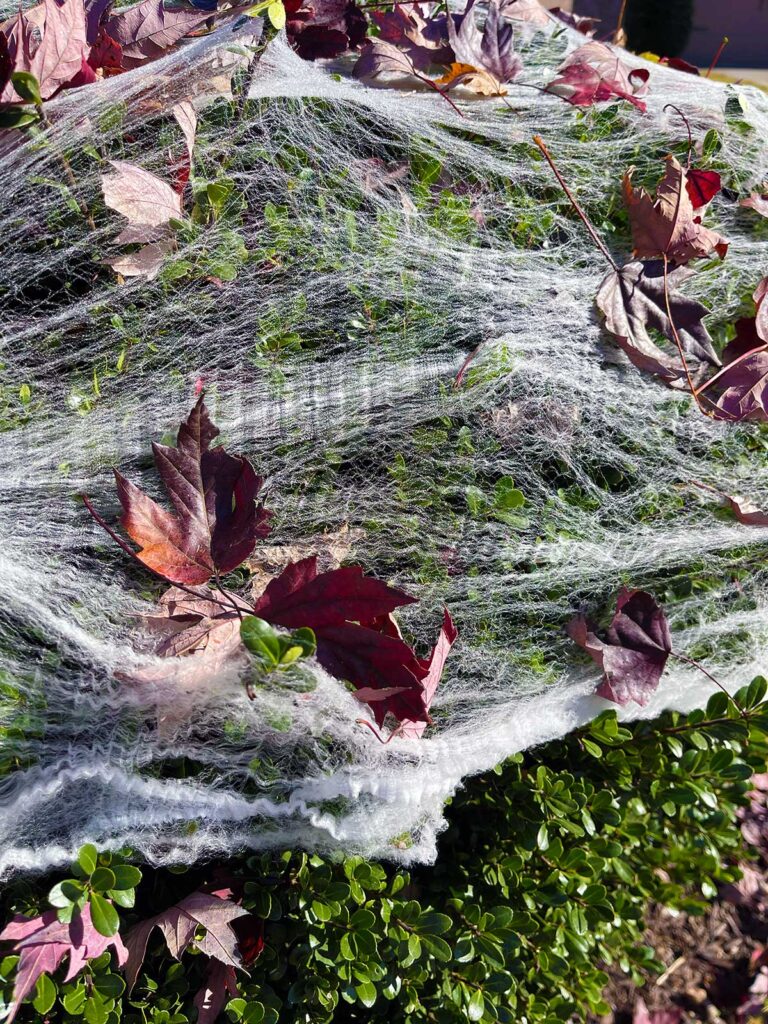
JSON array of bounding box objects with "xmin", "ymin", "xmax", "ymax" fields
[
  {"xmin": 253, "ymin": 556, "xmax": 455, "ymax": 726},
  {"xmin": 84, "ymin": 397, "xmax": 272, "ymax": 586},
  {"xmin": 685, "ymin": 167, "xmax": 721, "ymax": 210},
  {"xmin": 287, "ymin": 0, "xmax": 367, "ymax": 60},
  {"xmin": 545, "ymin": 41, "xmax": 649, "ymax": 112},
  {"xmin": 568, "ymin": 588, "xmax": 672, "ymax": 707}
]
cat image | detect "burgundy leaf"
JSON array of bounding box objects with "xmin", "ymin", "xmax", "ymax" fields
[
  {"xmin": 87, "ymin": 27, "xmax": 123, "ymax": 71},
  {"xmin": 0, "ymin": 904, "xmax": 127, "ymax": 1024},
  {"xmin": 106, "ymin": 0, "xmax": 211, "ymax": 68},
  {"xmin": 568, "ymin": 588, "xmax": 672, "ymax": 707},
  {"xmin": 659, "ymin": 54, "xmax": 699, "ymax": 75},
  {"xmin": 315, "ymin": 623, "xmax": 429, "ymax": 725},
  {"xmin": 353, "ymin": 37, "xmax": 418, "ymax": 80},
  {"xmin": 84, "ymin": 0, "xmax": 114, "ymax": 43},
  {"xmin": 396, "ymin": 608, "xmax": 458, "ymax": 738},
  {"xmin": 596, "ymin": 259, "xmax": 719, "ymax": 375},
  {"xmin": 124, "ymin": 891, "xmax": 253, "ymax": 991},
  {"xmin": 624, "ymin": 155, "xmax": 728, "ymax": 265},
  {"xmin": 84, "ymin": 396, "xmax": 272, "ymax": 585},
  {"xmin": 546, "ymin": 41, "xmax": 648, "ymax": 111},
  {"xmin": 685, "ymin": 167, "xmax": 721, "ymax": 210},
  {"xmin": 252, "ymin": 555, "xmax": 416, "ymax": 629},
  {"xmin": 193, "ymin": 961, "xmax": 240, "ymax": 1024},
  {"xmin": 721, "ymin": 277, "xmax": 768, "ymax": 365},
  {"xmin": 287, "ymin": 0, "xmax": 367, "ymax": 60}
]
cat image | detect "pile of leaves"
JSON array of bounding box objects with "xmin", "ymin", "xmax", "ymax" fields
[{"xmin": 83, "ymin": 395, "xmax": 457, "ymax": 740}]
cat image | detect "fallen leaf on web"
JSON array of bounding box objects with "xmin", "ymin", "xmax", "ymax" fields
[
  {"xmin": 83, "ymin": 396, "xmax": 272, "ymax": 585},
  {"xmin": 623, "ymin": 155, "xmax": 728, "ymax": 264},
  {"xmin": 371, "ymin": 2, "xmax": 452, "ymax": 70},
  {"xmin": 106, "ymin": 0, "xmax": 212, "ymax": 68},
  {"xmin": 395, "ymin": 609, "xmax": 457, "ymax": 738},
  {"xmin": 0, "ymin": 904, "xmax": 128, "ymax": 1024},
  {"xmin": 685, "ymin": 167, "xmax": 721, "ymax": 210},
  {"xmin": 102, "ymin": 159, "xmax": 182, "ymax": 244},
  {"xmin": 545, "ymin": 41, "xmax": 649, "ymax": 111},
  {"xmin": 445, "ymin": 0, "xmax": 522, "ymax": 94},
  {"xmin": 596, "ymin": 259, "xmax": 720, "ymax": 378},
  {"xmin": 106, "ymin": 240, "xmax": 173, "ymax": 281},
  {"xmin": 0, "ymin": 0, "xmax": 89, "ymax": 102},
  {"xmin": 568, "ymin": 588, "xmax": 672, "ymax": 707},
  {"xmin": 253, "ymin": 555, "xmax": 436, "ymax": 725}
]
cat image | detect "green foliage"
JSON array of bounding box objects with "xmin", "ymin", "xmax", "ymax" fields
[{"xmin": 3, "ymin": 686, "xmax": 766, "ymax": 1023}]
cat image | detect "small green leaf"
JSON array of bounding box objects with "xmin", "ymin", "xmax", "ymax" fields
[
  {"xmin": 109, "ymin": 864, "xmax": 141, "ymax": 890},
  {"xmin": 89, "ymin": 893, "xmax": 119, "ymax": 937},
  {"xmin": 33, "ymin": 973, "xmax": 57, "ymax": 1014},
  {"xmin": 78, "ymin": 844, "xmax": 98, "ymax": 875},
  {"xmin": 90, "ymin": 867, "xmax": 116, "ymax": 892},
  {"xmin": 267, "ymin": 0, "xmax": 286, "ymax": 28},
  {"xmin": 11, "ymin": 71, "xmax": 42, "ymax": 105}
]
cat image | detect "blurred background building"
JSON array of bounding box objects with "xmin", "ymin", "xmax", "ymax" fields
[{"xmin": 548, "ymin": 0, "xmax": 768, "ymax": 68}]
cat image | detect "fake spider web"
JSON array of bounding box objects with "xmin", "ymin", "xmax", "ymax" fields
[{"xmin": 1, "ymin": 13, "xmax": 768, "ymax": 875}]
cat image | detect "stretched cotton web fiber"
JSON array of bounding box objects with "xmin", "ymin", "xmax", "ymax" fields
[{"xmin": 1, "ymin": 14, "xmax": 768, "ymax": 876}]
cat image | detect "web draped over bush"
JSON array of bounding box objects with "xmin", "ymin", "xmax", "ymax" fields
[{"xmin": 1, "ymin": 15, "xmax": 768, "ymax": 875}]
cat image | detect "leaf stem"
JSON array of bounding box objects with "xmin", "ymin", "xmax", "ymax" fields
[
  {"xmin": 532, "ymin": 135, "xmax": 619, "ymax": 271},
  {"xmin": 81, "ymin": 495, "xmax": 255, "ymax": 617},
  {"xmin": 669, "ymin": 649, "xmax": 745, "ymax": 715},
  {"xmin": 661, "ymin": 255, "xmax": 711, "ymax": 415}
]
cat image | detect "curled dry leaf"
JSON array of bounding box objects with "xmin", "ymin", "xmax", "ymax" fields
[
  {"xmin": 722, "ymin": 277, "xmax": 768, "ymax": 365},
  {"xmin": 596, "ymin": 259, "xmax": 719, "ymax": 383},
  {"xmin": 106, "ymin": 0, "xmax": 212, "ymax": 68},
  {"xmin": 727, "ymin": 495, "xmax": 768, "ymax": 527},
  {"xmin": 84, "ymin": 396, "xmax": 272, "ymax": 585},
  {"xmin": 546, "ymin": 41, "xmax": 649, "ymax": 111},
  {"xmin": 568, "ymin": 588, "xmax": 672, "ymax": 707},
  {"xmin": 0, "ymin": 904, "xmax": 128, "ymax": 1024},
  {"xmin": 623, "ymin": 155, "xmax": 728, "ymax": 265},
  {"xmin": 741, "ymin": 192, "xmax": 768, "ymax": 219},
  {"xmin": 173, "ymin": 99, "xmax": 197, "ymax": 164},
  {"xmin": 193, "ymin": 961, "xmax": 240, "ymax": 1024}
]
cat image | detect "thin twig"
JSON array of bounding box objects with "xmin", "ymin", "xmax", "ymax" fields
[
  {"xmin": 663, "ymin": 103, "xmax": 693, "ymax": 168},
  {"xmin": 532, "ymin": 135, "xmax": 619, "ymax": 271},
  {"xmin": 669, "ymin": 649, "xmax": 745, "ymax": 715},
  {"xmin": 614, "ymin": 0, "xmax": 629, "ymax": 44},
  {"xmin": 706, "ymin": 36, "xmax": 729, "ymax": 78}
]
